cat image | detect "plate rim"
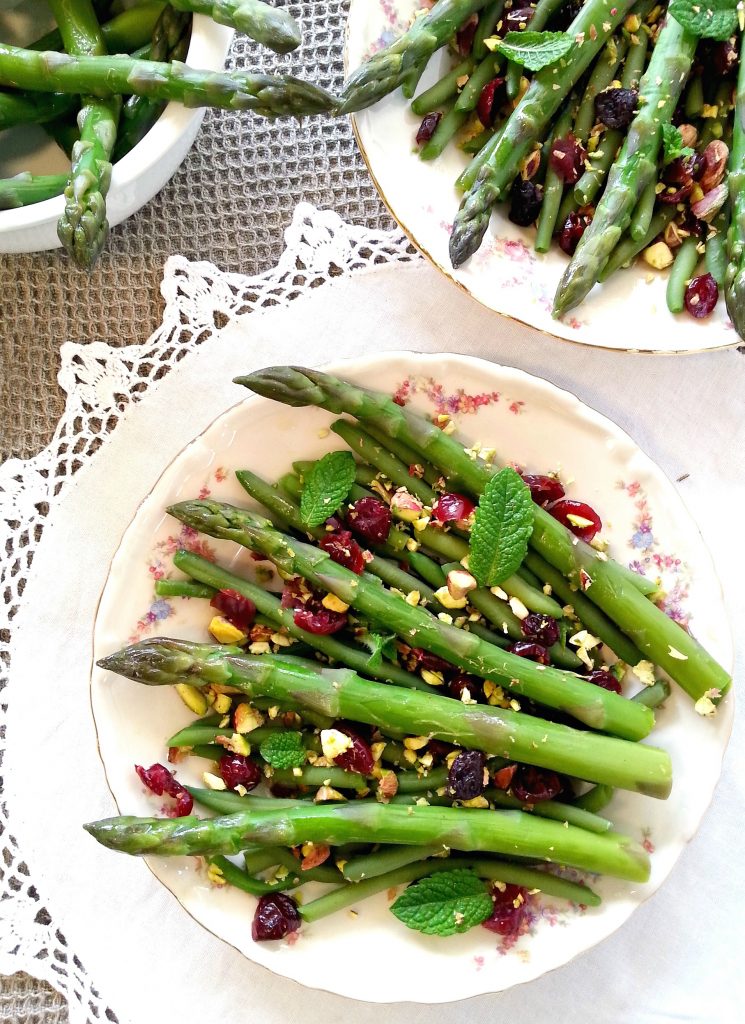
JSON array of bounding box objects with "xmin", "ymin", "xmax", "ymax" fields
[
  {"xmin": 89, "ymin": 349, "xmax": 734, "ymax": 1003},
  {"xmin": 344, "ymin": 0, "xmax": 742, "ymax": 357}
]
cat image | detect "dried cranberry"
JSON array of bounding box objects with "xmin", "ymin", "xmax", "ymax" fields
[
  {"xmin": 448, "ymin": 672, "xmax": 485, "ymax": 703},
  {"xmin": 135, "ymin": 763, "xmax": 193, "ymax": 817},
  {"xmin": 509, "ymin": 640, "xmax": 551, "ymax": 665},
  {"xmin": 411, "ymin": 648, "xmax": 452, "ymax": 673},
  {"xmin": 219, "ymin": 754, "xmax": 261, "ymax": 791},
  {"xmin": 503, "ymin": 8, "xmax": 535, "ymax": 33},
  {"xmin": 427, "ymin": 738, "xmax": 456, "ymax": 761},
  {"xmin": 511, "ymin": 765, "xmax": 563, "ymax": 802},
  {"xmin": 548, "ymin": 498, "xmax": 602, "ymax": 542},
  {"xmin": 210, "ymin": 589, "xmax": 256, "ymax": 631},
  {"xmin": 493, "ymin": 763, "xmax": 517, "ymax": 790},
  {"xmin": 447, "ymin": 750, "xmax": 486, "ymax": 800},
  {"xmin": 477, "ymin": 77, "xmax": 506, "ymax": 127},
  {"xmin": 665, "ymin": 154, "xmax": 704, "ymax": 185},
  {"xmin": 587, "ymin": 668, "xmax": 622, "ymax": 694},
  {"xmin": 280, "ymin": 576, "xmax": 307, "ymax": 611},
  {"xmin": 455, "ymin": 14, "xmax": 478, "ymax": 55},
  {"xmin": 520, "ymin": 614, "xmax": 559, "ymax": 647},
  {"xmin": 482, "ymin": 883, "xmax": 527, "ymax": 935},
  {"xmin": 347, "ymin": 496, "xmax": 391, "ymax": 544},
  {"xmin": 521, "ymin": 474, "xmax": 565, "ymax": 506},
  {"xmin": 332, "ymin": 723, "xmax": 374, "ymax": 775},
  {"xmin": 252, "ymin": 893, "xmax": 300, "ymax": 942},
  {"xmin": 713, "ymin": 38, "xmax": 738, "ymax": 77},
  {"xmin": 550, "ymin": 0, "xmax": 584, "ymax": 31},
  {"xmin": 509, "ymin": 178, "xmax": 543, "ymax": 227},
  {"xmin": 416, "ymin": 112, "xmax": 441, "ymax": 146},
  {"xmin": 549, "ymin": 134, "xmax": 587, "ymax": 184},
  {"xmin": 431, "ymin": 492, "xmax": 475, "ymax": 525},
  {"xmin": 558, "ymin": 209, "xmax": 592, "ymax": 255},
  {"xmin": 658, "ymin": 180, "xmax": 694, "ymax": 205},
  {"xmin": 594, "ymin": 88, "xmax": 638, "ymax": 129},
  {"xmin": 319, "ymin": 529, "xmax": 365, "ymax": 575},
  {"xmin": 293, "ymin": 605, "xmax": 347, "ymax": 635},
  {"xmin": 269, "ymin": 783, "xmax": 297, "ymax": 798},
  {"xmin": 281, "ymin": 577, "xmax": 347, "ymax": 635},
  {"xmin": 684, "ymin": 273, "xmax": 719, "ymax": 319}
]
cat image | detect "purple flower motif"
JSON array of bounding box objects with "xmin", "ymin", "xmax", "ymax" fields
[
  {"xmin": 631, "ymin": 526, "xmax": 654, "ymax": 550},
  {"xmin": 150, "ymin": 599, "xmax": 173, "ymax": 621}
]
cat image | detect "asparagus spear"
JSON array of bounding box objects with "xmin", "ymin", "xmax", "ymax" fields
[
  {"xmin": 301, "ymin": 856, "xmax": 601, "ymax": 921},
  {"xmin": 30, "ymin": 2, "xmax": 166, "ymax": 53},
  {"xmin": 726, "ymin": 30, "xmax": 745, "ymax": 339},
  {"xmin": 236, "ymin": 367, "xmax": 731, "ymax": 706},
  {"xmin": 0, "ymin": 173, "xmax": 66, "ymax": 210},
  {"xmin": 553, "ymin": 17, "xmax": 698, "ymax": 315},
  {"xmin": 596, "ymin": 205, "xmax": 677, "ymax": 280},
  {"xmin": 0, "ymin": 90, "xmax": 75, "ymax": 131},
  {"xmin": 448, "ymin": 0, "xmax": 636, "ymax": 268},
  {"xmin": 166, "ymin": 503, "xmax": 656, "ymax": 741},
  {"xmin": 112, "ymin": 6, "xmax": 192, "ymax": 162},
  {"xmin": 337, "ymin": 0, "xmax": 490, "ymax": 114},
  {"xmin": 523, "ymin": 551, "xmax": 646, "ymax": 666},
  {"xmin": 439, "ymin": 560, "xmax": 582, "ymax": 670},
  {"xmin": 169, "ymin": 0, "xmax": 300, "ymax": 53},
  {"xmin": 84, "ymin": 800, "xmax": 651, "ymax": 881},
  {"xmin": 0, "ymin": 44, "xmax": 336, "ymax": 117},
  {"xmin": 172, "ymin": 548, "xmax": 428, "ymax": 690},
  {"xmin": 573, "ymin": 17, "xmax": 651, "ymax": 206},
  {"xmin": 100, "ymin": 640, "xmax": 671, "ymax": 794},
  {"xmin": 47, "ymin": 0, "xmax": 120, "ymax": 271}
]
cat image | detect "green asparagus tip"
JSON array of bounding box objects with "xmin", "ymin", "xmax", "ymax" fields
[{"xmin": 234, "ymin": 366, "xmax": 324, "ymax": 407}]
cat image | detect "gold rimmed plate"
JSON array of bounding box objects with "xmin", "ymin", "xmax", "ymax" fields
[
  {"xmin": 90, "ymin": 351, "xmax": 733, "ymax": 1002},
  {"xmin": 345, "ymin": 0, "xmax": 739, "ymax": 354}
]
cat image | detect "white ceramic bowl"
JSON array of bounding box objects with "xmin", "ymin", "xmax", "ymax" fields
[{"xmin": 0, "ymin": 9, "xmax": 233, "ymax": 253}]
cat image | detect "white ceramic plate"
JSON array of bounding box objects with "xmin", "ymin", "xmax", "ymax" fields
[
  {"xmin": 91, "ymin": 351, "xmax": 733, "ymax": 1003},
  {"xmin": 345, "ymin": 0, "xmax": 738, "ymax": 354}
]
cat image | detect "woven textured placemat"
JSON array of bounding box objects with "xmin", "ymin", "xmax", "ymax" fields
[
  {"xmin": 0, "ymin": 2, "xmax": 390, "ymax": 1018},
  {"xmin": 0, "ymin": 0, "xmax": 393, "ymax": 465}
]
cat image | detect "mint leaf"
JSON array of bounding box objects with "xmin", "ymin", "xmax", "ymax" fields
[
  {"xmin": 469, "ymin": 467, "xmax": 533, "ymax": 587},
  {"xmin": 669, "ymin": 0, "xmax": 738, "ymax": 40},
  {"xmin": 299, "ymin": 450, "xmax": 356, "ymax": 527},
  {"xmin": 488, "ymin": 31, "xmax": 573, "ymax": 71},
  {"xmin": 661, "ymin": 123, "xmax": 694, "ymax": 165},
  {"xmin": 360, "ymin": 630, "xmax": 398, "ymax": 669},
  {"xmin": 391, "ymin": 869, "xmax": 493, "ymax": 936},
  {"xmin": 259, "ymin": 731, "xmax": 306, "ymax": 770}
]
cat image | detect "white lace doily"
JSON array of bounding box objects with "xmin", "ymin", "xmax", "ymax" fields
[{"xmin": 0, "ymin": 204, "xmax": 416, "ymax": 1023}]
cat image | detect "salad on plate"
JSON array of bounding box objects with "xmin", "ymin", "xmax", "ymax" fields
[{"xmin": 87, "ymin": 366, "xmax": 731, "ymax": 947}]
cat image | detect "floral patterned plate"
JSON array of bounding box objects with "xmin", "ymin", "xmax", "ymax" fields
[
  {"xmin": 346, "ymin": 0, "xmax": 737, "ymax": 353},
  {"xmin": 91, "ymin": 351, "xmax": 733, "ymax": 1002}
]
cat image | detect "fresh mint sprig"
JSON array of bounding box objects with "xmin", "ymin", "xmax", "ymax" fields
[
  {"xmin": 299, "ymin": 450, "xmax": 356, "ymax": 527},
  {"xmin": 669, "ymin": 0, "xmax": 739, "ymax": 41},
  {"xmin": 391, "ymin": 869, "xmax": 493, "ymax": 936},
  {"xmin": 469, "ymin": 467, "xmax": 533, "ymax": 587},
  {"xmin": 486, "ymin": 30, "xmax": 573, "ymax": 71},
  {"xmin": 661, "ymin": 123, "xmax": 694, "ymax": 165},
  {"xmin": 259, "ymin": 731, "xmax": 306, "ymax": 770}
]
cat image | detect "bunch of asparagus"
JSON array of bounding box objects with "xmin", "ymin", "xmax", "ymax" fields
[
  {"xmin": 340, "ymin": 0, "xmax": 745, "ymax": 338},
  {"xmin": 86, "ymin": 366, "xmax": 730, "ymax": 942},
  {"xmin": 0, "ymin": 1, "xmax": 335, "ymax": 269}
]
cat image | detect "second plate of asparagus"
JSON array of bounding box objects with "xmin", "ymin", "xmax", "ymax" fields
[
  {"xmin": 88, "ymin": 352, "xmax": 732, "ymax": 1002},
  {"xmin": 344, "ymin": 0, "xmax": 744, "ymax": 351}
]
